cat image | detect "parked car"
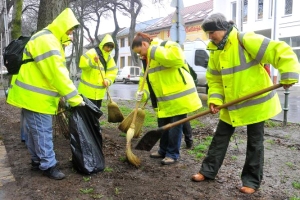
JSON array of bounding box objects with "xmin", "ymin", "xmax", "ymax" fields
[
  {"xmin": 115, "ymin": 66, "xmax": 140, "ymax": 84},
  {"xmin": 183, "ymin": 40, "xmax": 209, "ymax": 94}
]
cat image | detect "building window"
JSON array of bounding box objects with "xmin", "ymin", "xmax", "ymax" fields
[
  {"xmin": 243, "ymin": 0, "xmax": 248, "ymax": 22},
  {"xmin": 285, "ymin": 0, "xmax": 293, "ymax": 15},
  {"xmin": 280, "ymin": 36, "xmax": 300, "ymax": 62},
  {"xmin": 257, "ymin": 0, "xmax": 264, "ymax": 20},
  {"xmin": 128, "ymin": 37, "xmax": 130, "ymax": 46},
  {"xmin": 120, "ymin": 57, "xmax": 125, "ymax": 68},
  {"xmin": 120, "ymin": 38, "xmax": 125, "ymax": 47},
  {"xmin": 128, "ymin": 56, "xmax": 132, "ymax": 66},
  {"xmin": 269, "ymin": 0, "xmax": 273, "ymax": 18},
  {"xmin": 231, "ymin": 2, "xmax": 237, "ymax": 23}
]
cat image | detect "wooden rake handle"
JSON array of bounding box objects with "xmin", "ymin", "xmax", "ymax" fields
[
  {"xmin": 160, "ymin": 83, "xmax": 282, "ymax": 131},
  {"xmin": 131, "ymin": 61, "xmax": 151, "ymax": 124},
  {"xmin": 94, "ymin": 57, "xmax": 113, "ymax": 102}
]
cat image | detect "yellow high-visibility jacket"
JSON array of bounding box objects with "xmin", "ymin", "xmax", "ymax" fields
[
  {"xmin": 78, "ymin": 34, "xmax": 118, "ymax": 100},
  {"xmin": 7, "ymin": 8, "xmax": 83, "ymax": 114},
  {"xmin": 206, "ymin": 27, "xmax": 300, "ymax": 127},
  {"xmin": 139, "ymin": 39, "xmax": 202, "ymax": 118}
]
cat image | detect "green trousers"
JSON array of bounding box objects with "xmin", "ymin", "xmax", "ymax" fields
[{"xmin": 200, "ymin": 120, "xmax": 265, "ymax": 189}]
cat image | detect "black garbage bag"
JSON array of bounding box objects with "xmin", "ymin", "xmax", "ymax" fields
[{"xmin": 69, "ymin": 95, "xmax": 105, "ymax": 174}]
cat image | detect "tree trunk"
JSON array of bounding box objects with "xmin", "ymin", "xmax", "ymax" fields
[
  {"xmin": 36, "ymin": 0, "xmax": 70, "ymax": 31},
  {"xmin": 11, "ymin": 0, "xmax": 24, "ymax": 39}
]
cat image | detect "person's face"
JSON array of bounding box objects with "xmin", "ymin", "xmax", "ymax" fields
[
  {"xmin": 207, "ymin": 30, "xmax": 226, "ymax": 45},
  {"xmin": 133, "ymin": 41, "xmax": 149, "ymax": 57},
  {"xmin": 103, "ymin": 44, "xmax": 114, "ymax": 52},
  {"xmin": 66, "ymin": 28, "xmax": 75, "ymax": 36}
]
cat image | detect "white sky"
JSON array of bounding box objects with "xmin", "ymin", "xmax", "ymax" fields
[{"xmin": 92, "ymin": 0, "xmax": 209, "ymax": 34}]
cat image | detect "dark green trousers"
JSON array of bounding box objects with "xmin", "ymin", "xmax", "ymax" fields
[{"xmin": 199, "ymin": 120, "xmax": 264, "ymax": 189}]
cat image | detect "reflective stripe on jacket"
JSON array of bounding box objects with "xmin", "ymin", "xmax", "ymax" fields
[
  {"xmin": 139, "ymin": 39, "xmax": 202, "ymax": 118},
  {"xmin": 206, "ymin": 28, "xmax": 300, "ymax": 127},
  {"xmin": 78, "ymin": 34, "xmax": 118, "ymax": 100},
  {"xmin": 7, "ymin": 8, "xmax": 82, "ymax": 114}
]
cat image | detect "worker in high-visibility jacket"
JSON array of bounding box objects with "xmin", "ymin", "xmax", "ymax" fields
[
  {"xmin": 78, "ymin": 34, "xmax": 118, "ymax": 109},
  {"xmin": 7, "ymin": 8, "xmax": 84, "ymax": 180},
  {"xmin": 132, "ymin": 32, "xmax": 202, "ymax": 165},
  {"xmin": 191, "ymin": 13, "xmax": 300, "ymax": 194}
]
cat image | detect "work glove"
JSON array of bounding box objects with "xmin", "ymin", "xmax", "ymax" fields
[
  {"xmin": 135, "ymin": 91, "xmax": 144, "ymax": 102},
  {"xmin": 78, "ymin": 101, "xmax": 86, "ymax": 106}
]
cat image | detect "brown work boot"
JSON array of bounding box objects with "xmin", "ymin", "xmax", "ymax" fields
[
  {"xmin": 239, "ymin": 186, "xmax": 255, "ymax": 194},
  {"xmin": 161, "ymin": 157, "xmax": 176, "ymax": 165},
  {"xmin": 191, "ymin": 173, "xmax": 205, "ymax": 182}
]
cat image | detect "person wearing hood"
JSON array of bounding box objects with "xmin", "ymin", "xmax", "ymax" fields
[
  {"xmin": 7, "ymin": 8, "xmax": 84, "ymax": 180},
  {"xmin": 191, "ymin": 13, "xmax": 300, "ymax": 194},
  {"xmin": 78, "ymin": 34, "xmax": 118, "ymax": 109}
]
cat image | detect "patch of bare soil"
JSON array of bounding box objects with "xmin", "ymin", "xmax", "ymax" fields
[{"xmin": 0, "ymin": 97, "xmax": 299, "ymax": 200}]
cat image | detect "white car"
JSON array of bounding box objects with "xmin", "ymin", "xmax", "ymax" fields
[{"xmin": 115, "ymin": 66, "xmax": 140, "ymax": 84}]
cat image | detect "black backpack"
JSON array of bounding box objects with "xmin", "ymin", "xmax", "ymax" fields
[{"xmin": 3, "ymin": 36, "xmax": 34, "ymax": 75}]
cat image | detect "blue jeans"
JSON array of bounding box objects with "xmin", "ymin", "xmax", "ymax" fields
[
  {"xmin": 157, "ymin": 114, "xmax": 186, "ymax": 160},
  {"xmin": 23, "ymin": 109, "xmax": 57, "ymax": 170},
  {"xmin": 20, "ymin": 109, "xmax": 28, "ymax": 142}
]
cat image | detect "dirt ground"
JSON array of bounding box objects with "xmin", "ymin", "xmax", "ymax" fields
[{"xmin": 0, "ymin": 97, "xmax": 299, "ymax": 200}]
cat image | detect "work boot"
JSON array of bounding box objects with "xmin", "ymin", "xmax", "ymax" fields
[
  {"xmin": 31, "ymin": 160, "xmax": 40, "ymax": 171},
  {"xmin": 239, "ymin": 186, "xmax": 255, "ymax": 194},
  {"xmin": 150, "ymin": 152, "xmax": 164, "ymax": 158},
  {"xmin": 161, "ymin": 157, "xmax": 176, "ymax": 165},
  {"xmin": 186, "ymin": 140, "xmax": 193, "ymax": 149},
  {"xmin": 43, "ymin": 165, "xmax": 65, "ymax": 180},
  {"xmin": 191, "ymin": 173, "xmax": 205, "ymax": 182}
]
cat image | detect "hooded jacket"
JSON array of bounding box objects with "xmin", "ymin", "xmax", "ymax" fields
[
  {"xmin": 206, "ymin": 27, "xmax": 300, "ymax": 126},
  {"xmin": 139, "ymin": 39, "xmax": 202, "ymax": 118},
  {"xmin": 7, "ymin": 8, "xmax": 83, "ymax": 114},
  {"xmin": 78, "ymin": 34, "xmax": 118, "ymax": 100}
]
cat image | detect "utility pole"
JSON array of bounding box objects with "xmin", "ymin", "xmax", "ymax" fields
[{"xmin": 1, "ymin": 0, "xmax": 9, "ymax": 85}]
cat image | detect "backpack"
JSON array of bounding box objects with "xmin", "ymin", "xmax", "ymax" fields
[
  {"xmin": 3, "ymin": 36, "xmax": 34, "ymax": 75},
  {"xmin": 160, "ymin": 40, "xmax": 198, "ymax": 86},
  {"xmin": 95, "ymin": 47, "xmax": 107, "ymax": 72}
]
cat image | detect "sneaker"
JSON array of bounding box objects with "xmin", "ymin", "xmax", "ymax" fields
[
  {"xmin": 186, "ymin": 141, "xmax": 193, "ymax": 149},
  {"xmin": 161, "ymin": 157, "xmax": 176, "ymax": 165},
  {"xmin": 31, "ymin": 160, "xmax": 40, "ymax": 171},
  {"xmin": 150, "ymin": 152, "xmax": 164, "ymax": 158},
  {"xmin": 191, "ymin": 173, "xmax": 205, "ymax": 182},
  {"xmin": 239, "ymin": 186, "xmax": 255, "ymax": 194},
  {"xmin": 43, "ymin": 165, "xmax": 65, "ymax": 180}
]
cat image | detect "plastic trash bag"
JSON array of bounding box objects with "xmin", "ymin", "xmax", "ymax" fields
[{"xmin": 69, "ymin": 95, "xmax": 105, "ymax": 174}]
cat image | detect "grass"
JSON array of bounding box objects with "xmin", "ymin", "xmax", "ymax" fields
[
  {"xmin": 292, "ymin": 181, "xmax": 300, "ymax": 189},
  {"xmin": 104, "ymin": 167, "xmax": 113, "ymax": 172},
  {"xmin": 188, "ymin": 136, "xmax": 213, "ymax": 160}
]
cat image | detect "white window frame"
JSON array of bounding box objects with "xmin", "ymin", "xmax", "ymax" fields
[{"xmin": 231, "ymin": 1, "xmax": 237, "ymax": 24}]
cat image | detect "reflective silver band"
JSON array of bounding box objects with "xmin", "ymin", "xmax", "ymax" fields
[
  {"xmin": 64, "ymin": 89, "xmax": 78, "ymax": 101},
  {"xmin": 228, "ymin": 90, "xmax": 276, "ymax": 111},
  {"xmin": 150, "ymin": 46, "xmax": 157, "ymax": 60},
  {"xmin": 15, "ymin": 79, "xmax": 59, "ymax": 97},
  {"xmin": 157, "ymin": 87, "xmax": 197, "ymax": 102},
  {"xmin": 210, "ymin": 93, "xmax": 224, "ymax": 101},
  {"xmin": 80, "ymin": 79, "xmax": 106, "ymax": 89},
  {"xmin": 281, "ymin": 72, "xmax": 299, "ymax": 80},
  {"xmin": 148, "ymin": 66, "xmax": 169, "ymax": 74}
]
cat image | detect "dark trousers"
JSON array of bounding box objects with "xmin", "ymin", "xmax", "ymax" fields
[
  {"xmin": 200, "ymin": 120, "xmax": 264, "ymax": 189},
  {"xmin": 157, "ymin": 114, "xmax": 186, "ymax": 160},
  {"xmin": 182, "ymin": 121, "xmax": 193, "ymax": 143},
  {"xmin": 88, "ymin": 99, "xmax": 103, "ymax": 109}
]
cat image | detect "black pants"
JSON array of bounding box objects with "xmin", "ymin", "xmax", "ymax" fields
[
  {"xmin": 88, "ymin": 99, "xmax": 103, "ymax": 109},
  {"xmin": 182, "ymin": 121, "xmax": 193, "ymax": 143},
  {"xmin": 199, "ymin": 120, "xmax": 264, "ymax": 189}
]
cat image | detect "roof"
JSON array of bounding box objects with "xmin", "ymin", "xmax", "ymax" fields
[
  {"xmin": 117, "ymin": 18, "xmax": 162, "ymax": 37},
  {"xmin": 144, "ymin": 0, "xmax": 213, "ymax": 32}
]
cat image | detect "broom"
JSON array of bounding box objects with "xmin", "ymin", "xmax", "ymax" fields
[
  {"xmin": 124, "ymin": 62, "xmax": 150, "ymax": 167},
  {"xmin": 118, "ymin": 101, "xmax": 147, "ymax": 138},
  {"xmin": 94, "ymin": 57, "xmax": 124, "ymax": 123}
]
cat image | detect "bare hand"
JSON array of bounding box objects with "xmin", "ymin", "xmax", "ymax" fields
[
  {"xmin": 94, "ymin": 56, "xmax": 99, "ymax": 63},
  {"xmin": 103, "ymin": 80, "xmax": 109, "ymax": 87},
  {"xmin": 209, "ymin": 103, "xmax": 220, "ymax": 114},
  {"xmin": 282, "ymin": 83, "xmax": 294, "ymax": 90}
]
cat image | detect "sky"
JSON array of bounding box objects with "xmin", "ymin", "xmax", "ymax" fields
[{"xmin": 94, "ymin": 0, "xmax": 209, "ymax": 34}]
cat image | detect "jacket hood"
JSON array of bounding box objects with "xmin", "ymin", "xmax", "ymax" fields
[
  {"xmin": 46, "ymin": 8, "xmax": 79, "ymax": 43},
  {"xmin": 98, "ymin": 34, "xmax": 115, "ymax": 50}
]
